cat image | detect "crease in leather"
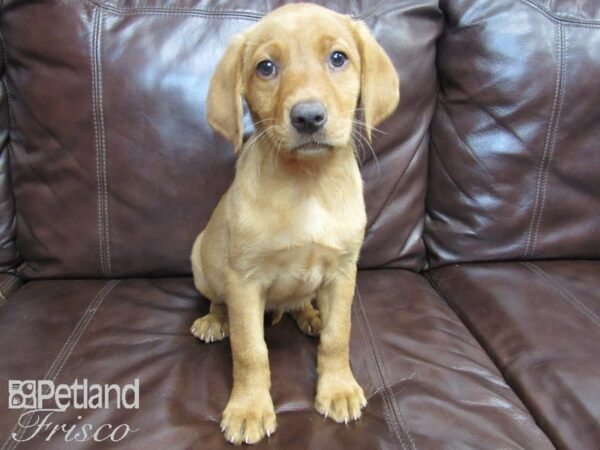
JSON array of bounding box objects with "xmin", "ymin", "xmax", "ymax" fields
[
  {"xmin": 354, "ymin": 289, "xmax": 416, "ymax": 450},
  {"xmin": 389, "ymin": 219, "xmax": 425, "ymax": 269},
  {"xmin": 448, "ymin": 89, "xmax": 530, "ymax": 158},
  {"xmin": 521, "ymin": 262, "xmax": 600, "ymax": 330},
  {"xmin": 524, "ymin": 24, "xmax": 567, "ymax": 259},
  {"xmin": 435, "ymin": 99, "xmax": 495, "ymax": 179},
  {"xmin": 430, "ymin": 137, "xmax": 478, "ymax": 205},
  {"xmin": 90, "ymin": 7, "xmax": 113, "ymax": 277},
  {"xmin": 1, "ymin": 280, "xmax": 120, "ymax": 450},
  {"xmin": 366, "ymin": 130, "xmax": 425, "ymax": 245}
]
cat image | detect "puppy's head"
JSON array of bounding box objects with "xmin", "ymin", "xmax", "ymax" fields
[{"xmin": 207, "ymin": 3, "xmax": 399, "ymax": 158}]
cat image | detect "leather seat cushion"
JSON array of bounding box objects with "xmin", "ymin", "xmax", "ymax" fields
[
  {"xmin": 428, "ymin": 260, "xmax": 600, "ymax": 450},
  {"xmin": 0, "ymin": 270, "xmax": 551, "ymax": 448}
]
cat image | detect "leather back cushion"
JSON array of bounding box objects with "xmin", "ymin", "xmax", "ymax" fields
[
  {"xmin": 425, "ymin": 0, "xmax": 600, "ymax": 268},
  {"xmin": 3, "ymin": 0, "xmax": 441, "ymax": 279}
]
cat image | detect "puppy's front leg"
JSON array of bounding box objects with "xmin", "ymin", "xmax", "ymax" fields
[
  {"xmin": 221, "ymin": 272, "xmax": 276, "ymax": 445},
  {"xmin": 315, "ymin": 265, "xmax": 367, "ymax": 423}
]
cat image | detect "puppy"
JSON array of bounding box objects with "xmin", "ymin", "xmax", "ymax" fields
[{"xmin": 190, "ymin": 3, "xmax": 399, "ymax": 445}]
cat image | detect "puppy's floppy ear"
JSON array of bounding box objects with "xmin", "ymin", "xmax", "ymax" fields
[
  {"xmin": 352, "ymin": 21, "xmax": 400, "ymax": 142},
  {"xmin": 206, "ymin": 34, "xmax": 245, "ymax": 153}
]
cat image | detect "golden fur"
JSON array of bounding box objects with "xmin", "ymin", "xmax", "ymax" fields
[{"xmin": 190, "ymin": 3, "xmax": 399, "ymax": 445}]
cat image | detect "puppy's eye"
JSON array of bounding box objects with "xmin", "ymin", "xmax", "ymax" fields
[
  {"xmin": 329, "ymin": 51, "xmax": 348, "ymax": 69},
  {"xmin": 256, "ymin": 60, "xmax": 277, "ymax": 78}
]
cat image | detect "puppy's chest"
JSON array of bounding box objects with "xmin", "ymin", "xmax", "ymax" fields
[
  {"xmin": 236, "ymin": 195, "xmax": 364, "ymax": 301},
  {"xmin": 261, "ymin": 242, "xmax": 341, "ymax": 304},
  {"xmin": 263, "ymin": 198, "xmax": 361, "ymax": 251}
]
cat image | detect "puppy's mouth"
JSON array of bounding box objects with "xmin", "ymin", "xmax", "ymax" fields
[{"xmin": 290, "ymin": 141, "xmax": 335, "ymax": 154}]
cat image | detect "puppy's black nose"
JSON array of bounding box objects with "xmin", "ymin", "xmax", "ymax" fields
[{"xmin": 290, "ymin": 101, "xmax": 327, "ymax": 134}]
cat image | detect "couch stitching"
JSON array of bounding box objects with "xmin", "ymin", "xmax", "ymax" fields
[
  {"xmin": 90, "ymin": 8, "xmax": 106, "ymax": 276},
  {"xmin": 522, "ymin": 25, "xmax": 557, "ymax": 258},
  {"xmin": 524, "ymin": 24, "xmax": 565, "ymax": 258},
  {"xmin": 522, "ymin": 262, "xmax": 600, "ymax": 330},
  {"xmin": 4, "ymin": 276, "xmax": 20, "ymax": 295},
  {"xmin": 91, "ymin": 0, "xmax": 264, "ymax": 21},
  {"xmin": 0, "ymin": 279, "xmax": 9, "ymax": 303},
  {"xmin": 0, "ymin": 0, "xmax": 21, "ymax": 272},
  {"xmin": 50, "ymin": 281, "xmax": 119, "ymax": 381},
  {"xmin": 519, "ymin": 0, "xmax": 600, "ymax": 27},
  {"xmin": 96, "ymin": 9, "xmax": 112, "ymax": 276},
  {"xmin": 355, "ymin": 289, "xmax": 416, "ymax": 450},
  {"xmin": 90, "ymin": 0, "xmax": 389, "ymax": 22},
  {"xmin": 529, "ymin": 27, "xmax": 567, "ymax": 258},
  {"xmin": 90, "ymin": 8, "xmax": 112, "ymax": 277},
  {"xmin": 353, "ymin": 294, "xmax": 380, "ymax": 396},
  {"xmin": 0, "ymin": 275, "xmax": 19, "ymax": 301},
  {"xmin": 0, "ymin": 3, "xmax": 14, "ymax": 129},
  {"xmin": 0, "ymin": 274, "xmax": 13, "ymax": 294},
  {"xmin": 2, "ymin": 280, "xmax": 120, "ymax": 449}
]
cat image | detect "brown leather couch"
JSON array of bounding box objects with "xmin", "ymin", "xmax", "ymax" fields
[{"xmin": 0, "ymin": 1, "xmax": 598, "ymax": 449}]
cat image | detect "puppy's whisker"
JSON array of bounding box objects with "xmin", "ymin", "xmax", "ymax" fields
[
  {"xmin": 244, "ymin": 118, "xmax": 276, "ymax": 132},
  {"xmin": 344, "ymin": 119, "xmax": 380, "ymax": 179},
  {"xmin": 243, "ymin": 126, "xmax": 276, "ymax": 165},
  {"xmin": 357, "ymin": 131, "xmax": 381, "ymax": 179},
  {"xmin": 335, "ymin": 111, "xmax": 388, "ymax": 136},
  {"xmin": 349, "ymin": 118, "xmax": 388, "ymax": 136},
  {"xmin": 349, "ymin": 130, "xmax": 365, "ymax": 167}
]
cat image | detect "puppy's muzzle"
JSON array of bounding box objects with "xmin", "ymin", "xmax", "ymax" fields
[{"xmin": 290, "ymin": 101, "xmax": 327, "ymax": 134}]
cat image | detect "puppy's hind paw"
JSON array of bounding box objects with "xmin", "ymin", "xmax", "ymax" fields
[
  {"xmin": 190, "ymin": 313, "xmax": 229, "ymax": 343},
  {"xmin": 290, "ymin": 303, "xmax": 321, "ymax": 337}
]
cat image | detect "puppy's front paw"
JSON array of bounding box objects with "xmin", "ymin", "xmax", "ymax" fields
[
  {"xmin": 221, "ymin": 391, "xmax": 277, "ymax": 445},
  {"xmin": 190, "ymin": 313, "xmax": 229, "ymax": 343},
  {"xmin": 315, "ymin": 373, "xmax": 367, "ymax": 423}
]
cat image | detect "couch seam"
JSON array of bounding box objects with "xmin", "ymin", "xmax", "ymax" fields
[
  {"xmin": 0, "ymin": 0, "xmax": 22, "ymax": 273},
  {"xmin": 97, "ymin": 8, "xmax": 112, "ymax": 277},
  {"xmin": 0, "ymin": 275, "xmax": 19, "ymax": 302},
  {"xmin": 90, "ymin": 8, "xmax": 105, "ymax": 276},
  {"xmin": 0, "ymin": 1, "xmax": 13, "ymax": 129},
  {"xmin": 1, "ymin": 280, "xmax": 120, "ymax": 449},
  {"xmin": 0, "ymin": 273, "xmax": 13, "ymax": 294},
  {"xmin": 353, "ymin": 295, "xmax": 403, "ymax": 447},
  {"xmin": 90, "ymin": 0, "xmax": 389, "ymax": 22},
  {"xmin": 524, "ymin": 24, "xmax": 566, "ymax": 258},
  {"xmin": 354, "ymin": 289, "xmax": 416, "ymax": 450},
  {"xmin": 531, "ymin": 27, "xmax": 567, "ymax": 257},
  {"xmin": 1, "ymin": 77, "xmax": 12, "ymax": 129},
  {"xmin": 522, "ymin": 262, "xmax": 600, "ymax": 330},
  {"xmin": 529, "ymin": 25, "xmax": 567, "ymax": 257},
  {"xmin": 519, "ymin": 0, "xmax": 600, "ymax": 27},
  {"xmin": 90, "ymin": 0, "xmax": 263, "ymax": 20},
  {"xmin": 90, "ymin": 7, "xmax": 112, "ymax": 277}
]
